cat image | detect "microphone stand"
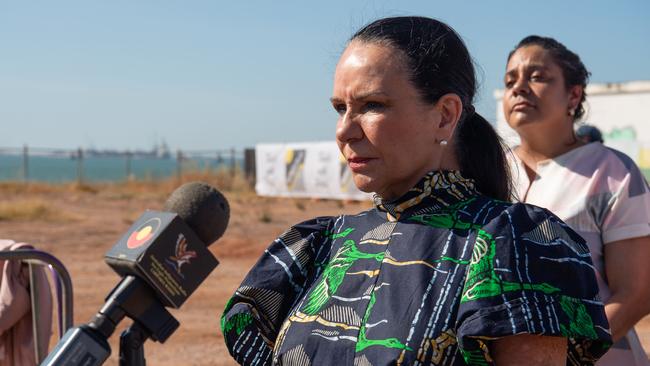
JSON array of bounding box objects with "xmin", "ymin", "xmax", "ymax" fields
[
  {"xmin": 41, "ymin": 276, "xmax": 179, "ymax": 366},
  {"xmin": 119, "ymin": 322, "xmax": 149, "ymax": 366}
]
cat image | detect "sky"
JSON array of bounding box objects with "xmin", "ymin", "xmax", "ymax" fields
[{"xmin": 1, "ymin": 0, "xmax": 648, "ymax": 152}]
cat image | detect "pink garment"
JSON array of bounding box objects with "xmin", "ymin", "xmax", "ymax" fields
[
  {"xmin": 0, "ymin": 240, "xmax": 53, "ymax": 366},
  {"xmin": 509, "ymin": 142, "xmax": 650, "ymax": 366}
]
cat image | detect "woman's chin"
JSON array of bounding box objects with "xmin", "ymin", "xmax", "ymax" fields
[
  {"xmin": 507, "ymin": 110, "xmax": 549, "ymax": 128},
  {"xmin": 352, "ymin": 175, "xmax": 378, "ymax": 194}
]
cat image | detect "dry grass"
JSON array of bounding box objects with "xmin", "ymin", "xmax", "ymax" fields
[
  {"xmin": 0, "ymin": 171, "xmax": 371, "ymax": 225},
  {"xmin": 259, "ymin": 209, "xmax": 273, "ymax": 223},
  {"xmin": 0, "ymin": 181, "xmax": 102, "ymax": 196},
  {"xmin": 0, "ymin": 182, "xmax": 64, "ymax": 195},
  {"xmin": 6, "ymin": 171, "xmax": 247, "ymax": 194},
  {"xmin": 294, "ymin": 199, "xmax": 306, "ymax": 211},
  {"xmin": 0, "ymin": 171, "xmax": 256, "ymax": 217},
  {"xmin": 0, "ymin": 199, "xmax": 78, "ymax": 222},
  {"xmin": 109, "ymin": 169, "xmax": 254, "ymax": 197}
]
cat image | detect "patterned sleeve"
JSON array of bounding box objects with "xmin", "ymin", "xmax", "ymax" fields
[
  {"xmin": 455, "ymin": 203, "xmax": 612, "ymax": 365},
  {"xmin": 601, "ymin": 153, "xmax": 650, "ymax": 243},
  {"xmin": 220, "ymin": 216, "xmax": 334, "ymax": 365}
]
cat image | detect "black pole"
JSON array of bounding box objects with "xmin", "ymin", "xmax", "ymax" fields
[
  {"xmin": 244, "ymin": 148, "xmax": 255, "ymax": 187},
  {"xmin": 216, "ymin": 152, "xmax": 223, "ymax": 171},
  {"xmin": 119, "ymin": 322, "xmax": 148, "ymax": 366},
  {"xmin": 126, "ymin": 151, "xmax": 132, "ymax": 181},
  {"xmin": 77, "ymin": 147, "xmax": 84, "ymax": 185},
  {"xmin": 22, "ymin": 144, "xmax": 29, "ymax": 182},
  {"xmin": 230, "ymin": 147, "xmax": 236, "ymax": 177},
  {"xmin": 176, "ymin": 150, "xmax": 182, "ymax": 182}
]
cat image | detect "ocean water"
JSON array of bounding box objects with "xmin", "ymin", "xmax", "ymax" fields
[
  {"xmin": 2, "ymin": 154, "xmax": 646, "ymax": 183},
  {"xmin": 0, "ymin": 154, "xmax": 238, "ymax": 183}
]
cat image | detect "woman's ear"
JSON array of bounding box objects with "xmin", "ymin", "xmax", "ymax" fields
[
  {"xmin": 434, "ymin": 93, "xmax": 463, "ymax": 140},
  {"xmin": 568, "ymin": 85, "xmax": 583, "ymax": 112}
]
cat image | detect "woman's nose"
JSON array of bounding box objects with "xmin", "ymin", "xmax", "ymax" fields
[
  {"xmin": 336, "ymin": 111, "xmax": 363, "ymax": 144},
  {"xmin": 511, "ymin": 78, "xmax": 530, "ymax": 96}
]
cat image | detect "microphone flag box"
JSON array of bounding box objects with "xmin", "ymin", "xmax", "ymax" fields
[{"xmin": 105, "ymin": 210, "xmax": 219, "ymax": 308}]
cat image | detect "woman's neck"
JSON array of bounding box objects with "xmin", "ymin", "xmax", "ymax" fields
[{"xmin": 516, "ymin": 127, "xmax": 583, "ymax": 166}]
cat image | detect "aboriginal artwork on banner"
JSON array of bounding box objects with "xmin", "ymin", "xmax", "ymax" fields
[{"xmin": 285, "ymin": 149, "xmax": 306, "ymax": 192}]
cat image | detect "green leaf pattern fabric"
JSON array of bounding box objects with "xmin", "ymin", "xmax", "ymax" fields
[{"xmin": 222, "ymin": 171, "xmax": 611, "ymax": 365}]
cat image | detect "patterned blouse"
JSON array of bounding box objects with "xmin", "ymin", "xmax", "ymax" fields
[{"xmin": 221, "ymin": 170, "xmax": 612, "ymax": 365}]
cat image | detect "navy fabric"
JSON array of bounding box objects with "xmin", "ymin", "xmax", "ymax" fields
[{"xmin": 221, "ymin": 171, "xmax": 611, "ymax": 365}]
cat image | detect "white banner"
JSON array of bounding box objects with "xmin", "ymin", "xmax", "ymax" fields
[{"xmin": 255, "ymin": 142, "xmax": 372, "ymax": 200}]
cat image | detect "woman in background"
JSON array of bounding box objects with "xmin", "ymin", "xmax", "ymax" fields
[
  {"xmin": 503, "ymin": 35, "xmax": 650, "ymax": 365},
  {"xmin": 221, "ymin": 17, "xmax": 611, "ymax": 365}
]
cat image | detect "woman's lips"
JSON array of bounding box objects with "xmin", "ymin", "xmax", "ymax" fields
[
  {"xmin": 348, "ymin": 157, "xmax": 374, "ymax": 171},
  {"xmin": 512, "ymin": 101, "xmax": 536, "ymax": 111}
]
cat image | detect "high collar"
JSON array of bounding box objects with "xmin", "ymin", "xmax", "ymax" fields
[{"xmin": 374, "ymin": 170, "xmax": 478, "ymax": 221}]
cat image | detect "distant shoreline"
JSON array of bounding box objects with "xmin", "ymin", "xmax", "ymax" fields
[{"xmin": 0, "ymin": 154, "xmax": 243, "ymax": 183}]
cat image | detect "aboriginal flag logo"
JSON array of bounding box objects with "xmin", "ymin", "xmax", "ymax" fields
[{"xmin": 126, "ymin": 218, "xmax": 162, "ymax": 249}]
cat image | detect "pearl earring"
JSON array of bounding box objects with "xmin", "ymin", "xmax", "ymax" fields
[
  {"xmin": 439, "ymin": 140, "xmax": 448, "ymax": 146},
  {"xmin": 568, "ymin": 109, "xmax": 575, "ymax": 117}
]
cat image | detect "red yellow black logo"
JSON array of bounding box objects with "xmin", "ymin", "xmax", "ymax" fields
[{"xmin": 126, "ymin": 218, "xmax": 161, "ymax": 249}]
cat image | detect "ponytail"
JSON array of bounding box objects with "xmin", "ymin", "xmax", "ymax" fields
[
  {"xmin": 350, "ymin": 17, "xmax": 512, "ymax": 200},
  {"xmin": 454, "ymin": 111, "xmax": 512, "ymax": 201}
]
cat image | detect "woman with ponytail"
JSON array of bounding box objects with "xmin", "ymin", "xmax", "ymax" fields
[{"xmin": 221, "ymin": 17, "xmax": 611, "ymax": 365}]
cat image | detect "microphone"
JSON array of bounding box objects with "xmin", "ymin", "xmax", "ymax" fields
[{"xmin": 41, "ymin": 182, "xmax": 229, "ymax": 366}]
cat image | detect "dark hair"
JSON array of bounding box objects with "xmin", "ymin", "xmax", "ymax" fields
[
  {"xmin": 351, "ymin": 16, "xmax": 511, "ymax": 201},
  {"xmin": 576, "ymin": 124, "xmax": 604, "ymax": 143},
  {"xmin": 508, "ymin": 35, "xmax": 591, "ymax": 121}
]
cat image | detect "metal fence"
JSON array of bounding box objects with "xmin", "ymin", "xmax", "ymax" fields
[
  {"xmin": 0, "ymin": 145, "xmax": 255, "ymax": 184},
  {"xmin": 1, "ymin": 143, "xmax": 648, "ymax": 184}
]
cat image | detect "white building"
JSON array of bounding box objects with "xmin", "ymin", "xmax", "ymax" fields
[{"xmin": 494, "ymin": 80, "xmax": 650, "ymax": 171}]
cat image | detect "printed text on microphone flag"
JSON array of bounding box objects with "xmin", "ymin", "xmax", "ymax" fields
[{"xmin": 150, "ymin": 255, "xmax": 188, "ymax": 298}]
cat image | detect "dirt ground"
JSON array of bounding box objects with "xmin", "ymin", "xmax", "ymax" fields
[
  {"xmin": 1, "ymin": 181, "xmax": 649, "ymax": 365},
  {"xmin": 0, "ymin": 181, "xmax": 370, "ymax": 365}
]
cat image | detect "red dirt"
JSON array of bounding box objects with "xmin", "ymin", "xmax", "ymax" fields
[
  {"xmin": 1, "ymin": 185, "xmax": 648, "ymax": 365},
  {"xmin": 0, "ymin": 185, "xmax": 369, "ymax": 365}
]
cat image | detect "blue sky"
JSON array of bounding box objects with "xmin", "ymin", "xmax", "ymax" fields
[{"xmin": 1, "ymin": 1, "xmax": 648, "ymax": 151}]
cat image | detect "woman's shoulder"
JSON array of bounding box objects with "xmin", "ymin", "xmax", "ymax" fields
[
  {"xmin": 474, "ymin": 199, "xmax": 597, "ymax": 295},
  {"xmin": 284, "ymin": 207, "xmax": 378, "ymax": 235},
  {"xmin": 510, "ymin": 142, "xmax": 641, "ymax": 174},
  {"xmin": 487, "ymin": 199, "xmax": 570, "ymax": 227},
  {"xmin": 289, "ymin": 215, "xmax": 338, "ymax": 231},
  {"xmin": 457, "ymin": 197, "xmax": 611, "ymax": 361},
  {"xmin": 599, "ymin": 143, "xmax": 649, "ymax": 179},
  {"xmin": 584, "ymin": 142, "xmax": 636, "ymax": 166},
  {"xmin": 571, "ymin": 143, "xmax": 649, "ymax": 196},
  {"xmin": 567, "ymin": 143, "xmax": 643, "ymax": 175},
  {"xmin": 479, "ymin": 198, "xmax": 587, "ymax": 249},
  {"xmin": 472, "ymin": 194, "xmax": 557, "ymax": 223}
]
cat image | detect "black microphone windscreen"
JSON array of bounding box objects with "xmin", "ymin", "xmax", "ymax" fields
[{"xmin": 163, "ymin": 182, "xmax": 230, "ymax": 246}]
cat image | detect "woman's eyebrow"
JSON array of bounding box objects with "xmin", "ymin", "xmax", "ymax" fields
[
  {"xmin": 354, "ymin": 91, "xmax": 389, "ymax": 100},
  {"xmin": 506, "ymin": 64, "xmax": 549, "ymax": 77},
  {"xmin": 330, "ymin": 91, "xmax": 389, "ymax": 103}
]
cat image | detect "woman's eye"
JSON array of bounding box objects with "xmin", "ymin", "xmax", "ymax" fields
[
  {"xmin": 363, "ymin": 102, "xmax": 385, "ymax": 112},
  {"xmin": 530, "ymin": 73, "xmax": 545, "ymax": 82},
  {"xmin": 504, "ymin": 79, "xmax": 515, "ymax": 88},
  {"xmin": 333, "ymin": 103, "xmax": 347, "ymax": 115}
]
